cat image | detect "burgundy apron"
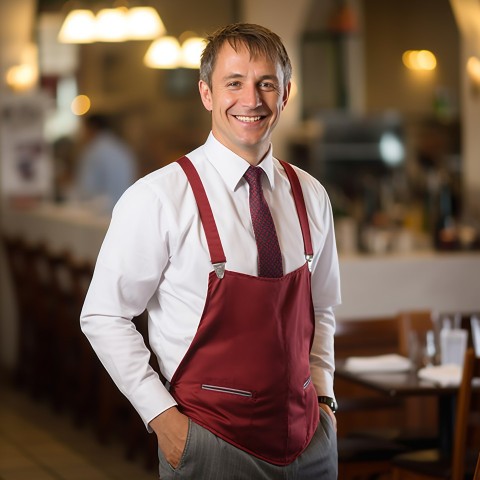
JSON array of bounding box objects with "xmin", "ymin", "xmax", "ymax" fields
[{"xmin": 169, "ymin": 156, "xmax": 319, "ymax": 466}]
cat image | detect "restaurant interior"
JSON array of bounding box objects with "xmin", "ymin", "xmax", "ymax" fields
[{"xmin": 1, "ymin": 0, "xmax": 480, "ymax": 478}]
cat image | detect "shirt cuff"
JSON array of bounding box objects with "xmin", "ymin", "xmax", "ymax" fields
[
  {"xmin": 128, "ymin": 378, "xmax": 178, "ymax": 432},
  {"xmin": 311, "ymin": 365, "xmax": 335, "ymax": 399}
]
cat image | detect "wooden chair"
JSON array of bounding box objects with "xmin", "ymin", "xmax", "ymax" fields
[
  {"xmin": 391, "ymin": 347, "xmax": 480, "ymax": 480},
  {"xmin": 65, "ymin": 255, "xmax": 97, "ymax": 426},
  {"xmin": 474, "ymin": 452, "xmax": 480, "ymax": 480},
  {"xmin": 336, "ymin": 317, "xmax": 412, "ymax": 480},
  {"xmin": 48, "ymin": 251, "xmax": 87, "ymax": 412},
  {"xmin": 26, "ymin": 243, "xmax": 59, "ymax": 399},
  {"xmin": 345, "ymin": 311, "xmax": 438, "ymax": 451},
  {"xmin": 1, "ymin": 235, "xmax": 36, "ymax": 388},
  {"xmin": 338, "ymin": 437, "xmax": 407, "ymax": 480}
]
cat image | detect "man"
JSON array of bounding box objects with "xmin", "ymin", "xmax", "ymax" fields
[
  {"xmin": 81, "ymin": 23, "xmax": 340, "ymax": 479},
  {"xmin": 77, "ymin": 114, "xmax": 136, "ymax": 213}
]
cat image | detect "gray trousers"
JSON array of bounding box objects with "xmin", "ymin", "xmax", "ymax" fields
[{"xmin": 158, "ymin": 408, "xmax": 338, "ymax": 479}]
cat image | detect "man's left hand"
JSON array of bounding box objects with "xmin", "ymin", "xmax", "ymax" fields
[{"xmin": 319, "ymin": 403, "xmax": 337, "ymax": 431}]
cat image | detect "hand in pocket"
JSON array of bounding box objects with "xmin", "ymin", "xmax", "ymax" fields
[{"xmin": 150, "ymin": 406, "xmax": 189, "ymax": 468}]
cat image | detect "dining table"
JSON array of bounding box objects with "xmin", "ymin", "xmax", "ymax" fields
[{"xmin": 335, "ymin": 356, "xmax": 461, "ymax": 454}]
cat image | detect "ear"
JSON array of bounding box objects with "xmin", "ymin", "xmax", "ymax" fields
[
  {"xmin": 281, "ymin": 81, "xmax": 291, "ymax": 111},
  {"xmin": 199, "ymin": 80, "xmax": 213, "ymax": 111}
]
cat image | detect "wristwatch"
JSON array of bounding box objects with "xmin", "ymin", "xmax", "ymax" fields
[{"xmin": 318, "ymin": 396, "xmax": 338, "ymax": 413}]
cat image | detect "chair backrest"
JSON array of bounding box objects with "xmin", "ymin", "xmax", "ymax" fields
[
  {"xmin": 474, "ymin": 452, "xmax": 480, "ymax": 480},
  {"xmin": 452, "ymin": 348, "xmax": 480, "ymax": 480}
]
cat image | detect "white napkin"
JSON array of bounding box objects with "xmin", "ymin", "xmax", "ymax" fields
[
  {"xmin": 417, "ymin": 364, "xmax": 462, "ymax": 387},
  {"xmin": 343, "ymin": 354, "xmax": 412, "ymax": 373}
]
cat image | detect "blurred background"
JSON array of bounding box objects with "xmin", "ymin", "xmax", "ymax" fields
[
  {"xmin": 1, "ymin": 0, "xmax": 479, "ymax": 249},
  {"xmin": 1, "ymin": 0, "xmax": 480, "ymax": 477}
]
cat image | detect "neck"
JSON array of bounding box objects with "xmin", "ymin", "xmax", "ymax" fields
[
  {"xmin": 232, "ymin": 144, "xmax": 270, "ymax": 166},
  {"xmin": 209, "ymin": 131, "xmax": 271, "ymax": 165},
  {"xmin": 245, "ymin": 152, "xmax": 267, "ymax": 166}
]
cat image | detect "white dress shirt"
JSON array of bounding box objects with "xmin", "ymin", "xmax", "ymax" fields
[{"xmin": 80, "ymin": 132, "xmax": 341, "ymax": 430}]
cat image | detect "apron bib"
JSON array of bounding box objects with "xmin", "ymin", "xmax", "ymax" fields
[{"xmin": 169, "ymin": 156, "xmax": 319, "ymax": 465}]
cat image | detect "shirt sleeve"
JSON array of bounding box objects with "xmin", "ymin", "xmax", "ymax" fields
[
  {"xmin": 310, "ymin": 306, "xmax": 336, "ymax": 398},
  {"xmin": 307, "ymin": 180, "xmax": 341, "ymax": 399},
  {"xmin": 80, "ymin": 180, "xmax": 177, "ymax": 430}
]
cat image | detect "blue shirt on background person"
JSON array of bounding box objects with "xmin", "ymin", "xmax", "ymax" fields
[{"xmin": 77, "ymin": 114, "xmax": 136, "ymax": 214}]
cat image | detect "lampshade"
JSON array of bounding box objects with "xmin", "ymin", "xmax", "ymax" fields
[
  {"xmin": 144, "ymin": 36, "xmax": 181, "ymax": 69},
  {"xmin": 95, "ymin": 7, "xmax": 128, "ymax": 42},
  {"xmin": 181, "ymin": 37, "xmax": 205, "ymax": 69},
  {"xmin": 127, "ymin": 6, "xmax": 166, "ymax": 40},
  {"xmin": 58, "ymin": 9, "xmax": 96, "ymax": 43}
]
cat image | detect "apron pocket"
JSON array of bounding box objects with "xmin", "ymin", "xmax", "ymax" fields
[
  {"xmin": 201, "ymin": 384, "xmax": 253, "ymax": 397},
  {"xmin": 197, "ymin": 382, "xmax": 255, "ymax": 448},
  {"xmin": 303, "ymin": 376, "xmax": 312, "ymax": 389}
]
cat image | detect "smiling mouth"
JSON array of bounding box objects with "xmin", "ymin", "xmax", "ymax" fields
[{"xmin": 234, "ymin": 115, "xmax": 264, "ymax": 123}]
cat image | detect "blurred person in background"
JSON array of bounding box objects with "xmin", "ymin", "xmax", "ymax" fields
[
  {"xmin": 81, "ymin": 23, "xmax": 340, "ymax": 479},
  {"xmin": 76, "ymin": 113, "xmax": 136, "ymax": 213}
]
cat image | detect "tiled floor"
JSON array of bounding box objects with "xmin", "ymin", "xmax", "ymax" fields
[{"xmin": 0, "ymin": 380, "xmax": 156, "ymax": 480}]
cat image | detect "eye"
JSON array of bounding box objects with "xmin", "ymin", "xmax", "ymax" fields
[
  {"xmin": 259, "ymin": 82, "xmax": 277, "ymax": 91},
  {"xmin": 227, "ymin": 81, "xmax": 241, "ymax": 88}
]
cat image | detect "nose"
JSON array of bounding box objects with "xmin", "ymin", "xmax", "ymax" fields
[{"xmin": 241, "ymin": 83, "xmax": 262, "ymax": 109}]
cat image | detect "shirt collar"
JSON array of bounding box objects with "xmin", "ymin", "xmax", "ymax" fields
[{"xmin": 204, "ymin": 132, "xmax": 276, "ymax": 191}]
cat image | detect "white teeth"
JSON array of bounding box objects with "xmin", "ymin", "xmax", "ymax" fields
[{"xmin": 235, "ymin": 116, "xmax": 262, "ymax": 123}]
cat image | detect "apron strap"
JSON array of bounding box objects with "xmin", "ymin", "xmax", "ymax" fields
[
  {"xmin": 278, "ymin": 160, "xmax": 314, "ymax": 262},
  {"xmin": 177, "ymin": 156, "xmax": 314, "ymax": 275},
  {"xmin": 177, "ymin": 156, "xmax": 227, "ymax": 278}
]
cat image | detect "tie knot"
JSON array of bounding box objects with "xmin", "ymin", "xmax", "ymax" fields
[{"xmin": 244, "ymin": 166, "xmax": 263, "ymax": 187}]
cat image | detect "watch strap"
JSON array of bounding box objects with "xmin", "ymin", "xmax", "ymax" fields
[{"xmin": 318, "ymin": 396, "xmax": 338, "ymax": 413}]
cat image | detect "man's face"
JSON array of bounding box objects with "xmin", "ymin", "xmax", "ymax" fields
[{"xmin": 199, "ymin": 42, "xmax": 290, "ymax": 165}]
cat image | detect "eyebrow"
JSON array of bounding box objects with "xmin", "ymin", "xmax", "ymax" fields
[{"xmin": 222, "ymin": 73, "xmax": 280, "ymax": 83}]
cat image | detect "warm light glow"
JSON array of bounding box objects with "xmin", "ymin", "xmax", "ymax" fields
[
  {"xmin": 416, "ymin": 50, "xmax": 437, "ymax": 70},
  {"xmin": 289, "ymin": 79, "xmax": 298, "ymax": 100},
  {"xmin": 144, "ymin": 36, "xmax": 181, "ymax": 69},
  {"xmin": 6, "ymin": 64, "xmax": 37, "ymax": 91},
  {"xmin": 58, "ymin": 9, "xmax": 96, "ymax": 43},
  {"xmin": 71, "ymin": 95, "xmax": 91, "ymax": 115},
  {"xmin": 467, "ymin": 56, "xmax": 480, "ymax": 85},
  {"xmin": 402, "ymin": 50, "xmax": 437, "ymax": 71},
  {"xmin": 95, "ymin": 7, "xmax": 128, "ymax": 42},
  {"xmin": 127, "ymin": 7, "xmax": 165, "ymax": 40},
  {"xmin": 181, "ymin": 37, "xmax": 205, "ymax": 68}
]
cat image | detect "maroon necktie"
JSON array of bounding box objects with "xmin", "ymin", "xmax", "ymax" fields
[{"xmin": 244, "ymin": 166, "xmax": 283, "ymax": 278}]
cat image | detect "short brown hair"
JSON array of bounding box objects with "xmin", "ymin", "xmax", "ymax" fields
[{"xmin": 200, "ymin": 23, "xmax": 292, "ymax": 90}]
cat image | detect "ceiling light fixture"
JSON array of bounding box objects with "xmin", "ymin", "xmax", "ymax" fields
[
  {"xmin": 58, "ymin": 9, "xmax": 96, "ymax": 43},
  {"xmin": 144, "ymin": 35, "xmax": 205, "ymax": 69},
  {"xmin": 58, "ymin": 5, "xmax": 165, "ymax": 43},
  {"xmin": 127, "ymin": 6, "xmax": 166, "ymax": 40},
  {"xmin": 144, "ymin": 36, "xmax": 182, "ymax": 69},
  {"xmin": 95, "ymin": 7, "xmax": 129, "ymax": 42},
  {"xmin": 181, "ymin": 37, "xmax": 206, "ymax": 69}
]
